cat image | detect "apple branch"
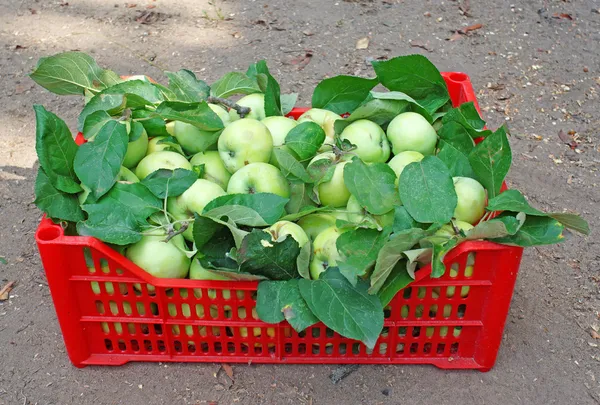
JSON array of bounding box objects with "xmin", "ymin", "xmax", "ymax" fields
[
  {"xmin": 164, "ymin": 222, "xmax": 189, "ymax": 243},
  {"xmin": 207, "ymin": 96, "xmax": 251, "ymax": 118}
]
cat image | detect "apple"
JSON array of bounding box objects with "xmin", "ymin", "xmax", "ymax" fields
[
  {"xmin": 227, "ymin": 162, "xmax": 290, "ymax": 198},
  {"xmin": 309, "ymin": 226, "xmax": 343, "ymax": 280},
  {"xmin": 435, "ymin": 220, "xmax": 474, "ymax": 238},
  {"xmin": 345, "ymin": 195, "xmax": 366, "ymax": 224},
  {"xmin": 375, "ymin": 210, "xmax": 395, "ymax": 228},
  {"xmin": 118, "ymin": 166, "xmax": 139, "ymax": 183},
  {"xmin": 261, "ymin": 116, "xmax": 298, "ymax": 146},
  {"xmin": 125, "ymin": 232, "xmax": 190, "ymax": 279},
  {"xmin": 189, "ymin": 254, "xmax": 232, "ymax": 281},
  {"xmin": 265, "ymin": 220, "xmax": 309, "ymax": 247},
  {"xmin": 122, "ymin": 124, "xmax": 149, "ymax": 169},
  {"xmin": 297, "ymin": 108, "xmax": 342, "ymax": 151},
  {"xmin": 386, "ymin": 112, "xmax": 438, "ymax": 156},
  {"xmin": 453, "ymin": 176, "xmax": 486, "ymax": 224},
  {"xmin": 189, "ymin": 150, "xmax": 232, "ymax": 190},
  {"xmin": 308, "ymin": 153, "xmax": 351, "ymax": 208},
  {"xmin": 173, "ymin": 104, "xmax": 230, "ymax": 154},
  {"xmin": 218, "ymin": 118, "xmax": 273, "ymax": 173},
  {"xmin": 340, "ymin": 119, "xmax": 390, "ymax": 163},
  {"xmin": 146, "ymin": 136, "xmax": 171, "ymax": 155},
  {"xmin": 229, "ymin": 93, "xmax": 266, "ymax": 121},
  {"xmin": 388, "ymin": 151, "xmax": 424, "ymax": 186},
  {"xmin": 135, "ymin": 151, "xmax": 192, "ymax": 180},
  {"xmin": 297, "ymin": 213, "xmax": 337, "ymax": 240},
  {"xmin": 166, "ymin": 121, "xmax": 175, "ymax": 136},
  {"xmin": 167, "ymin": 179, "xmax": 227, "ymax": 241}
]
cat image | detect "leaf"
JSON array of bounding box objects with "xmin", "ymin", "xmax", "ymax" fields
[
  {"xmin": 82, "ymin": 110, "xmax": 114, "ymax": 140},
  {"xmin": 368, "ymin": 91, "xmax": 432, "ymax": 122},
  {"xmin": 131, "ymin": 109, "xmax": 170, "ymax": 137},
  {"xmin": 465, "ymin": 213, "xmax": 525, "ymax": 240},
  {"xmin": 30, "ymin": 51, "xmax": 120, "ymax": 95},
  {"xmin": 398, "ymin": 156, "xmax": 458, "ymax": 223},
  {"xmin": 430, "ymin": 238, "xmax": 460, "ymax": 278},
  {"xmin": 548, "ymin": 213, "xmax": 589, "ymax": 235},
  {"xmin": 437, "ymin": 140, "xmax": 476, "ymax": 178},
  {"xmin": 198, "ymin": 227, "xmax": 239, "ymax": 271},
  {"xmin": 299, "ymin": 268, "xmax": 384, "ymax": 349},
  {"xmin": 297, "ymin": 241, "xmax": 312, "ymax": 280},
  {"xmin": 284, "ymin": 122, "xmax": 326, "ymax": 161},
  {"xmin": 336, "ymin": 227, "xmax": 391, "ymax": 285},
  {"xmin": 392, "ymin": 206, "xmax": 421, "ymax": 232},
  {"xmin": 356, "ymin": 37, "xmax": 370, "ymax": 49},
  {"xmin": 311, "ymin": 75, "xmax": 378, "ymax": 115},
  {"xmin": 165, "ymin": 69, "xmax": 210, "ymax": 102},
  {"xmin": 442, "ymin": 102, "xmax": 492, "ymax": 139},
  {"xmin": 204, "ymin": 215, "xmax": 249, "ymax": 249},
  {"xmin": 280, "ymin": 93, "xmax": 298, "ymax": 115},
  {"xmin": 156, "ymin": 136, "xmax": 186, "ymax": 155},
  {"xmin": 469, "ymin": 126, "xmax": 512, "ymax": 198},
  {"xmin": 203, "ymin": 193, "xmax": 288, "ymax": 226},
  {"xmin": 256, "ymin": 280, "xmax": 318, "ymax": 332},
  {"xmin": 34, "ymin": 169, "xmax": 84, "ymax": 222},
  {"xmin": 205, "ymin": 269, "xmax": 267, "ymax": 281},
  {"xmin": 372, "ymin": 54, "xmax": 450, "ymax": 115},
  {"xmin": 210, "ymin": 72, "xmax": 261, "ymax": 98},
  {"xmin": 193, "ymin": 213, "xmax": 221, "ymax": 249},
  {"xmin": 74, "ymin": 120, "xmax": 129, "ymax": 200},
  {"xmin": 247, "ymin": 60, "xmax": 282, "ymax": 116},
  {"xmin": 33, "ymin": 105, "xmax": 81, "ymax": 194},
  {"xmin": 128, "ymin": 120, "xmax": 145, "ymax": 142},
  {"xmin": 283, "ymin": 183, "xmax": 318, "ymax": 216},
  {"xmin": 237, "ymin": 229, "xmax": 300, "ymax": 280},
  {"xmin": 377, "ymin": 260, "xmax": 412, "ymax": 307},
  {"xmin": 403, "ymin": 248, "xmax": 431, "ymax": 279},
  {"xmin": 343, "ymin": 158, "xmax": 400, "ymax": 215},
  {"xmin": 369, "ymin": 228, "xmax": 427, "ymax": 294},
  {"xmin": 333, "ymin": 98, "xmax": 411, "ymax": 132},
  {"xmin": 141, "ymin": 169, "xmax": 197, "ymax": 198},
  {"xmin": 492, "ymin": 216, "xmax": 565, "ymax": 247},
  {"xmin": 77, "ymin": 182, "xmax": 162, "ymax": 245},
  {"xmin": 272, "ymin": 148, "xmax": 313, "ymax": 183},
  {"xmin": 155, "ymin": 101, "xmax": 224, "ymax": 132}
]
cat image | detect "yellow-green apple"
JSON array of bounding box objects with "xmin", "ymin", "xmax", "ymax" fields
[
  {"xmin": 265, "ymin": 220, "xmax": 309, "ymax": 247},
  {"xmin": 229, "ymin": 93, "xmax": 266, "ymax": 121},
  {"xmin": 297, "ymin": 213, "xmax": 338, "ymax": 240},
  {"xmin": 340, "ymin": 119, "xmax": 390, "ymax": 163},
  {"xmin": 297, "ymin": 108, "xmax": 342, "ymax": 151},
  {"xmin": 125, "ymin": 232, "xmax": 190, "ymax": 279},
  {"xmin": 386, "ymin": 112, "xmax": 437, "ymax": 155},
  {"xmin": 227, "ymin": 162, "xmax": 290, "ymax": 198},
  {"xmin": 453, "ymin": 176, "xmax": 486, "ymax": 224},
  {"xmin": 173, "ymin": 104, "xmax": 230, "ymax": 154},
  {"xmin": 122, "ymin": 123, "xmax": 149, "ymax": 169},
  {"xmin": 308, "ymin": 152, "xmax": 351, "ymax": 207},
  {"xmin": 309, "ymin": 226, "xmax": 343, "ymax": 280},
  {"xmin": 388, "ymin": 151, "xmax": 424, "ymax": 186},
  {"xmin": 189, "ymin": 150, "xmax": 232, "ymax": 190},
  {"xmin": 134, "ymin": 151, "xmax": 192, "ymax": 180},
  {"xmin": 218, "ymin": 118, "xmax": 273, "ymax": 173},
  {"xmin": 261, "ymin": 116, "xmax": 298, "ymax": 146}
]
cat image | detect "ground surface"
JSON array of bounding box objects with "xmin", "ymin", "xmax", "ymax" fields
[{"xmin": 1, "ymin": 0, "xmax": 599, "ymax": 404}]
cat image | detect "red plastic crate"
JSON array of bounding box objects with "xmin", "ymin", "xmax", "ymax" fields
[{"xmin": 35, "ymin": 72, "xmax": 524, "ymax": 370}]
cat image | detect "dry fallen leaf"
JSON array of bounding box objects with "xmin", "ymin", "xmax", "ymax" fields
[
  {"xmin": 289, "ymin": 52, "xmax": 313, "ymax": 70},
  {"xmin": 553, "ymin": 12, "xmax": 574, "ymax": 20},
  {"xmin": 126, "ymin": 3, "xmax": 137, "ymax": 8},
  {"xmin": 221, "ymin": 364, "xmax": 234, "ymax": 380},
  {"xmin": 232, "ymin": 32, "xmax": 242, "ymax": 39},
  {"xmin": 356, "ymin": 37, "xmax": 369, "ymax": 50},
  {"xmin": 558, "ymin": 130, "xmax": 578, "ymax": 149},
  {"xmin": 459, "ymin": 23, "xmax": 483, "ymax": 34},
  {"xmin": 592, "ymin": 330, "xmax": 600, "ymax": 339},
  {"xmin": 0, "ymin": 281, "xmax": 16, "ymax": 301}
]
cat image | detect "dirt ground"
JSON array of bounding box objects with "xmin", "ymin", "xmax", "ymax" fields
[{"xmin": 1, "ymin": 0, "xmax": 599, "ymax": 404}]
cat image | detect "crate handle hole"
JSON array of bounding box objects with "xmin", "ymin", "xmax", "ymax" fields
[
  {"xmin": 448, "ymin": 72, "xmax": 468, "ymax": 82},
  {"xmin": 37, "ymin": 226, "xmax": 62, "ymax": 241}
]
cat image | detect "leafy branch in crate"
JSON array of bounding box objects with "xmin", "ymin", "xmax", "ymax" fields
[{"xmin": 30, "ymin": 52, "xmax": 589, "ymax": 348}]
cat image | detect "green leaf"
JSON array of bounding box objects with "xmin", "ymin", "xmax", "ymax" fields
[
  {"xmin": 203, "ymin": 193, "xmax": 288, "ymax": 226},
  {"xmin": 77, "ymin": 182, "xmax": 162, "ymax": 245},
  {"xmin": 297, "ymin": 241, "xmax": 312, "ymax": 280},
  {"xmin": 343, "ymin": 158, "xmax": 400, "ymax": 215},
  {"xmin": 392, "ymin": 206, "xmax": 420, "ymax": 233},
  {"xmin": 442, "ymin": 102, "xmax": 491, "ymax": 139},
  {"xmin": 284, "ymin": 122, "xmax": 326, "ymax": 161},
  {"xmin": 281, "ymin": 93, "xmax": 298, "ymax": 115},
  {"xmin": 131, "ymin": 109, "xmax": 170, "ymax": 137},
  {"xmin": 155, "ymin": 136, "xmax": 186, "ymax": 155},
  {"xmin": 256, "ymin": 280, "xmax": 319, "ymax": 331},
  {"xmin": 165, "ymin": 69, "xmax": 210, "ymax": 102},
  {"xmin": 247, "ymin": 60, "xmax": 282, "ymax": 116},
  {"xmin": 403, "ymin": 248, "xmax": 431, "ymax": 279},
  {"xmin": 202, "ymin": 215, "xmax": 249, "ymax": 249},
  {"xmin": 372, "ymin": 54, "xmax": 450, "ymax": 114},
  {"xmin": 486, "ymin": 189, "xmax": 544, "ymax": 215},
  {"xmin": 210, "ymin": 72, "xmax": 261, "ymax": 98},
  {"xmin": 369, "ymin": 228, "xmax": 427, "ymax": 294},
  {"xmin": 82, "ymin": 110, "xmax": 114, "ymax": 140},
  {"xmin": 465, "ymin": 214, "xmax": 525, "ymax": 240},
  {"xmin": 398, "ymin": 156, "xmax": 458, "ymax": 223},
  {"xmin": 492, "ymin": 216, "xmax": 565, "ymax": 247},
  {"xmin": 333, "ymin": 98, "xmax": 410, "ymax": 133},
  {"xmin": 377, "ymin": 260, "xmax": 412, "ymax": 307},
  {"xmin": 74, "ymin": 120, "xmax": 128, "ymax": 199},
  {"xmin": 34, "ymin": 169, "xmax": 84, "ymax": 222},
  {"xmin": 0, "ymin": 257, "xmax": 6, "ymax": 265},
  {"xmin": 33, "ymin": 105, "xmax": 81, "ymax": 194},
  {"xmin": 272, "ymin": 148, "xmax": 313, "ymax": 183},
  {"xmin": 237, "ymin": 229, "xmax": 300, "ymax": 280},
  {"xmin": 548, "ymin": 213, "xmax": 589, "ymax": 235},
  {"xmin": 311, "ymin": 75, "xmax": 378, "ymax": 115},
  {"xmin": 155, "ymin": 101, "xmax": 224, "ymax": 132},
  {"xmin": 298, "ymin": 268, "xmax": 384, "ymax": 349},
  {"xmin": 128, "ymin": 120, "xmax": 145, "ymax": 142},
  {"xmin": 369, "ymin": 91, "xmax": 432, "ymax": 122},
  {"xmin": 469, "ymin": 126, "xmax": 512, "ymax": 198},
  {"xmin": 283, "ymin": 183, "xmax": 318, "ymax": 216},
  {"xmin": 141, "ymin": 169, "xmax": 197, "ymax": 198},
  {"xmin": 198, "ymin": 227, "xmax": 238, "ymax": 271},
  {"xmin": 437, "ymin": 141, "xmax": 476, "ymax": 178},
  {"xmin": 336, "ymin": 227, "xmax": 391, "ymax": 285},
  {"xmin": 193, "ymin": 214, "xmax": 221, "ymax": 249},
  {"xmin": 30, "ymin": 51, "xmax": 120, "ymax": 95},
  {"xmin": 430, "ymin": 238, "xmax": 460, "ymax": 278}
]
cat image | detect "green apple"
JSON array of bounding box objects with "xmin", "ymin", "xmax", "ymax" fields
[
  {"xmin": 345, "ymin": 195, "xmax": 366, "ymax": 224},
  {"xmin": 297, "ymin": 108, "xmax": 342, "ymax": 151},
  {"xmin": 190, "ymin": 150, "xmax": 232, "ymax": 190},
  {"xmin": 375, "ymin": 210, "xmax": 394, "ymax": 228},
  {"xmin": 297, "ymin": 213, "xmax": 337, "ymax": 240},
  {"xmin": 173, "ymin": 104, "xmax": 230, "ymax": 154},
  {"xmin": 309, "ymin": 226, "xmax": 342, "ymax": 280},
  {"xmin": 122, "ymin": 124, "xmax": 149, "ymax": 169},
  {"xmin": 308, "ymin": 153, "xmax": 351, "ymax": 208},
  {"xmin": 125, "ymin": 232, "xmax": 190, "ymax": 279},
  {"xmin": 118, "ymin": 166, "xmax": 139, "ymax": 183},
  {"xmin": 435, "ymin": 220, "xmax": 474, "ymax": 238},
  {"xmin": 386, "ymin": 112, "xmax": 438, "ymax": 155},
  {"xmin": 166, "ymin": 121, "xmax": 175, "ymax": 136},
  {"xmin": 218, "ymin": 118, "xmax": 273, "ymax": 173},
  {"xmin": 229, "ymin": 93, "xmax": 266, "ymax": 121},
  {"xmin": 388, "ymin": 151, "xmax": 424, "ymax": 186},
  {"xmin": 226, "ymin": 162, "xmax": 290, "ymax": 198},
  {"xmin": 135, "ymin": 151, "xmax": 192, "ymax": 180},
  {"xmin": 340, "ymin": 119, "xmax": 390, "ymax": 163},
  {"xmin": 146, "ymin": 136, "xmax": 171, "ymax": 155},
  {"xmin": 453, "ymin": 176, "xmax": 486, "ymax": 224},
  {"xmin": 261, "ymin": 116, "xmax": 298, "ymax": 146},
  {"xmin": 265, "ymin": 221, "xmax": 309, "ymax": 247},
  {"xmin": 167, "ymin": 179, "xmax": 227, "ymax": 241},
  {"xmin": 190, "ymin": 254, "xmax": 232, "ymax": 280}
]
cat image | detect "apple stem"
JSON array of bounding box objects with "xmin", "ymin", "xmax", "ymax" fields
[
  {"xmin": 164, "ymin": 222, "xmax": 189, "ymax": 243},
  {"xmin": 207, "ymin": 96, "xmax": 251, "ymax": 118}
]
